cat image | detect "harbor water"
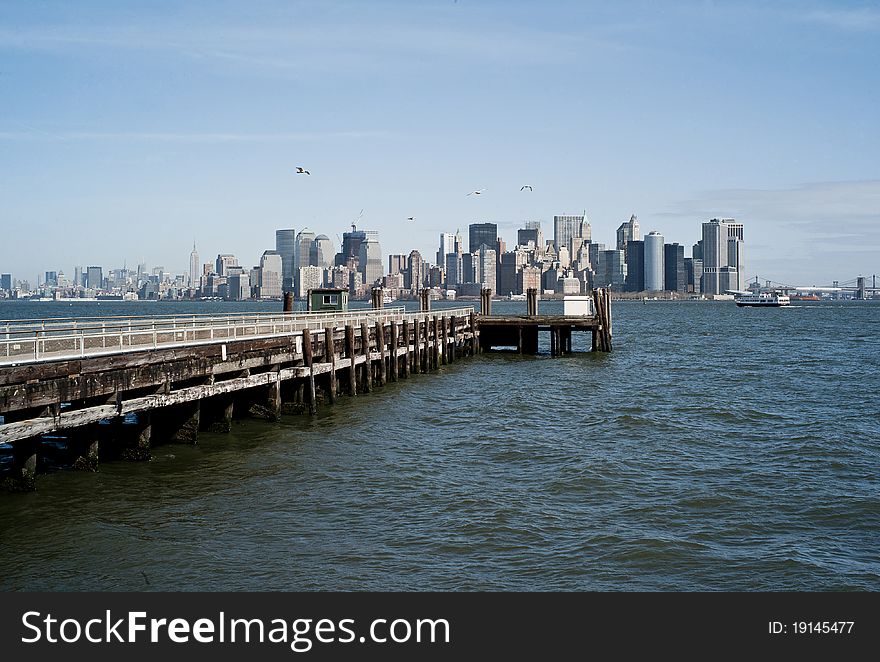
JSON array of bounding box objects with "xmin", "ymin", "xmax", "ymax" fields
[{"xmin": 1, "ymin": 299, "xmax": 878, "ymax": 591}]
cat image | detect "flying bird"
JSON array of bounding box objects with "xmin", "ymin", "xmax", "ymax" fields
[
  {"xmin": 295, "ymin": 167, "xmax": 310, "ymax": 175},
  {"xmin": 406, "ymin": 217, "xmax": 415, "ymax": 221},
  {"xmin": 520, "ymin": 185, "xmax": 533, "ymax": 191},
  {"xmin": 466, "ymin": 189, "xmax": 486, "ymax": 196}
]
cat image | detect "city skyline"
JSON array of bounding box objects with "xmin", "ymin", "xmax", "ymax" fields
[{"xmin": 1, "ymin": 1, "xmax": 879, "ymax": 284}]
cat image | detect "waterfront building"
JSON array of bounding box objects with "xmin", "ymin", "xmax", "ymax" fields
[
  {"xmin": 445, "ymin": 253, "xmax": 462, "ymax": 288},
  {"xmin": 595, "ymin": 249, "xmax": 627, "ymax": 290},
  {"xmin": 258, "ymin": 251, "xmax": 283, "ymax": 299},
  {"xmin": 517, "ymin": 266, "xmax": 541, "ymax": 295},
  {"xmin": 188, "ymin": 243, "xmax": 200, "ymax": 289},
  {"xmin": 1, "ymin": 273, "xmax": 11, "ymax": 292},
  {"xmin": 296, "ymin": 265, "xmax": 324, "ymax": 299},
  {"xmin": 358, "ymin": 236, "xmax": 383, "ymax": 287},
  {"xmin": 664, "ymin": 243, "xmax": 687, "ymax": 293},
  {"xmin": 478, "ymin": 245, "xmax": 497, "ymax": 293},
  {"xmin": 437, "ymin": 233, "xmax": 457, "ymax": 268},
  {"xmin": 275, "ymin": 229, "xmax": 296, "ymax": 292},
  {"xmin": 86, "ymin": 266, "xmax": 103, "ymax": 290},
  {"xmin": 553, "ymin": 214, "xmax": 590, "ymax": 252},
  {"xmin": 616, "ymin": 214, "xmax": 641, "ymax": 262},
  {"xmin": 406, "ymin": 250, "xmax": 425, "ymax": 291},
  {"xmin": 625, "ymin": 241, "xmax": 645, "ymax": 292},
  {"xmin": 468, "ymin": 223, "xmax": 497, "ymax": 253},
  {"xmin": 460, "ymin": 252, "xmax": 476, "ymax": 284},
  {"xmin": 388, "ymin": 254, "xmax": 407, "ymax": 276},
  {"xmin": 644, "ymin": 231, "xmax": 665, "ymax": 291},
  {"xmin": 702, "ymin": 219, "xmax": 744, "ymax": 295},
  {"xmin": 227, "ymin": 272, "xmax": 250, "ymax": 300},
  {"xmin": 44, "ymin": 271, "xmax": 57, "ymax": 287},
  {"xmin": 338, "ymin": 225, "xmax": 367, "ymax": 268},
  {"xmin": 518, "ymin": 221, "xmax": 543, "ymax": 253},
  {"xmin": 311, "ymin": 235, "xmax": 334, "ymax": 269},
  {"xmin": 215, "ymin": 254, "xmax": 238, "ymax": 277}
]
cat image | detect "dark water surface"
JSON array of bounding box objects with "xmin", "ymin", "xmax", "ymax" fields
[{"xmin": 1, "ymin": 299, "xmax": 878, "ymax": 590}]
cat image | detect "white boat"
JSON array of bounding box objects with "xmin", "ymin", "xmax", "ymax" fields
[{"xmin": 733, "ymin": 291, "xmax": 790, "ymax": 307}]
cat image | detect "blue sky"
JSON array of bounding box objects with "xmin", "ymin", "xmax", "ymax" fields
[{"xmin": 1, "ymin": 0, "xmax": 878, "ymax": 285}]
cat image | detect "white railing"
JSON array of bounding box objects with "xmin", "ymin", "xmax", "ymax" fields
[{"xmin": 0, "ymin": 307, "xmax": 475, "ymax": 365}]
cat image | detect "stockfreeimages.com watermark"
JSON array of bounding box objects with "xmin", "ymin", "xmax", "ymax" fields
[{"xmin": 21, "ymin": 610, "xmax": 450, "ymax": 653}]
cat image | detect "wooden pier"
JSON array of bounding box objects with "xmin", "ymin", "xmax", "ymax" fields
[{"xmin": 0, "ymin": 289, "xmax": 612, "ymax": 491}]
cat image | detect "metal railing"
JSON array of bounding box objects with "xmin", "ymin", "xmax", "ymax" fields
[{"xmin": 0, "ymin": 307, "xmax": 475, "ymax": 365}]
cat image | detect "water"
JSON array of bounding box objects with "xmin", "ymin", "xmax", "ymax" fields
[{"xmin": 1, "ymin": 299, "xmax": 878, "ymax": 591}]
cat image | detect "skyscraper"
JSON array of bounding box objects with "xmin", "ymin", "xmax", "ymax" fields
[
  {"xmin": 478, "ymin": 245, "xmax": 497, "ymax": 293},
  {"xmin": 215, "ymin": 254, "xmax": 238, "ymax": 276},
  {"xmin": 644, "ymin": 231, "xmax": 664, "ymax": 291},
  {"xmin": 388, "ymin": 254, "xmax": 407, "ymax": 275},
  {"xmin": 407, "ymin": 250, "xmax": 425, "ymax": 291},
  {"xmin": 311, "ymin": 235, "xmax": 334, "ymax": 269},
  {"xmin": 358, "ymin": 235, "xmax": 383, "ymax": 287},
  {"xmin": 664, "ymin": 243, "xmax": 686, "ymax": 293},
  {"xmin": 294, "ymin": 228, "xmax": 316, "ymax": 294},
  {"xmin": 258, "ymin": 251, "xmax": 283, "ymax": 299},
  {"xmin": 189, "ymin": 242, "xmax": 200, "ymax": 289},
  {"xmin": 625, "ymin": 241, "xmax": 645, "ymax": 293},
  {"xmin": 616, "ymin": 214, "xmax": 641, "ymax": 262},
  {"xmin": 468, "ymin": 223, "xmax": 497, "ymax": 253},
  {"xmin": 702, "ymin": 219, "xmax": 744, "ymax": 295},
  {"xmin": 437, "ymin": 233, "xmax": 457, "ymax": 268},
  {"xmin": 553, "ymin": 214, "xmax": 589, "ymax": 253},
  {"xmin": 275, "ymin": 229, "xmax": 296, "ymax": 292},
  {"xmin": 86, "ymin": 266, "xmax": 103, "ymax": 290},
  {"xmin": 338, "ymin": 224, "xmax": 367, "ymax": 267}
]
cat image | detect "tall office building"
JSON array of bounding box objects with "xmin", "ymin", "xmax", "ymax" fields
[
  {"xmin": 0, "ymin": 273, "xmax": 11, "ymax": 292},
  {"xmin": 258, "ymin": 251, "xmax": 283, "ymax": 299},
  {"xmin": 616, "ymin": 214, "xmax": 641, "ymax": 261},
  {"xmin": 86, "ymin": 266, "xmax": 103, "ymax": 290},
  {"xmin": 388, "ymin": 254, "xmax": 407, "ymax": 275},
  {"xmin": 644, "ymin": 231, "xmax": 665, "ymax": 291},
  {"xmin": 311, "ymin": 235, "xmax": 334, "ymax": 269},
  {"xmin": 296, "ymin": 265, "xmax": 324, "ymax": 299},
  {"xmin": 477, "ymin": 245, "xmax": 497, "ymax": 293},
  {"xmin": 275, "ymin": 229, "xmax": 296, "ymax": 292},
  {"xmin": 358, "ymin": 235, "xmax": 383, "ymax": 287},
  {"xmin": 189, "ymin": 242, "xmax": 200, "ymax": 289},
  {"xmin": 437, "ymin": 233, "xmax": 457, "ymax": 267},
  {"xmin": 468, "ymin": 223, "xmax": 497, "ymax": 253},
  {"xmin": 445, "ymin": 252, "xmax": 462, "ymax": 288},
  {"xmin": 407, "ymin": 250, "xmax": 425, "ymax": 291},
  {"xmin": 664, "ymin": 243, "xmax": 687, "ymax": 293},
  {"xmin": 518, "ymin": 221, "xmax": 543, "ymax": 250},
  {"xmin": 624, "ymin": 241, "xmax": 645, "ymax": 292},
  {"xmin": 553, "ymin": 214, "xmax": 589, "ymax": 253},
  {"xmin": 595, "ymin": 249, "xmax": 627, "ymax": 290},
  {"xmin": 702, "ymin": 219, "xmax": 744, "ymax": 295},
  {"xmin": 293, "ymin": 228, "xmax": 316, "ymax": 294},
  {"xmin": 215, "ymin": 254, "xmax": 238, "ymax": 276},
  {"xmin": 338, "ymin": 225, "xmax": 367, "ymax": 267}
]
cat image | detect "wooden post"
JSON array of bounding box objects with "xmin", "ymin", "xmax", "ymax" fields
[
  {"xmin": 441, "ymin": 315, "xmax": 448, "ymax": 365},
  {"xmin": 420, "ymin": 288, "xmax": 431, "ymax": 311},
  {"xmin": 527, "ymin": 287, "xmax": 538, "ymax": 316},
  {"xmin": 413, "ymin": 318, "xmax": 421, "ymax": 374},
  {"xmin": 376, "ymin": 321, "xmax": 387, "ymax": 386},
  {"xmin": 360, "ymin": 321, "xmax": 372, "ymax": 393},
  {"xmin": 423, "ymin": 316, "xmax": 431, "ymax": 371},
  {"xmin": 390, "ymin": 321, "xmax": 399, "ymax": 382},
  {"xmin": 432, "ymin": 316, "xmax": 440, "ymax": 368},
  {"xmin": 283, "ymin": 291, "xmax": 294, "ymax": 312},
  {"xmin": 469, "ymin": 310, "xmax": 477, "ymax": 355},
  {"xmin": 402, "ymin": 319, "xmax": 410, "ymax": 378},
  {"xmin": 346, "ymin": 325, "xmax": 357, "ymax": 395},
  {"xmin": 371, "ymin": 287, "xmax": 384, "ymax": 309},
  {"xmin": 518, "ymin": 325, "xmax": 523, "ymax": 354},
  {"xmin": 550, "ymin": 327, "xmax": 556, "ymax": 357},
  {"xmin": 480, "ymin": 288, "xmax": 492, "ymax": 315},
  {"xmin": 170, "ymin": 401, "xmax": 200, "ymax": 444},
  {"xmin": 302, "ymin": 328, "xmax": 317, "ymax": 414},
  {"xmin": 325, "ymin": 327, "xmax": 337, "ymax": 404},
  {"xmin": 448, "ymin": 315, "xmax": 456, "ymax": 362}
]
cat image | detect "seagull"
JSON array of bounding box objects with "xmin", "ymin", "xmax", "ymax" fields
[
  {"xmin": 466, "ymin": 189, "xmax": 486, "ymax": 196},
  {"xmin": 295, "ymin": 167, "xmax": 310, "ymax": 175},
  {"xmin": 520, "ymin": 185, "xmax": 533, "ymax": 191},
  {"xmin": 406, "ymin": 217, "xmax": 415, "ymax": 221}
]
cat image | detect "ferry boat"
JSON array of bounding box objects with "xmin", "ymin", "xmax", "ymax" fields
[{"xmin": 733, "ymin": 291, "xmax": 790, "ymax": 307}]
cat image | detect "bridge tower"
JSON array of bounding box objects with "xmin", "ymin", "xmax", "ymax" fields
[{"xmin": 856, "ymin": 276, "xmax": 866, "ymax": 300}]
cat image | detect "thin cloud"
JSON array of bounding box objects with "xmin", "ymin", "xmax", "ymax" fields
[
  {"xmin": 0, "ymin": 130, "xmax": 391, "ymax": 143},
  {"xmin": 801, "ymin": 7, "xmax": 880, "ymax": 31}
]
